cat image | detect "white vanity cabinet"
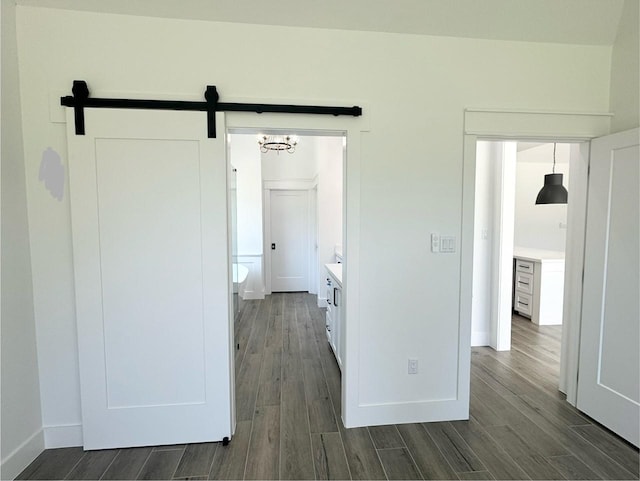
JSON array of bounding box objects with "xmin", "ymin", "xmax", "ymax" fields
[
  {"xmin": 325, "ymin": 264, "xmax": 343, "ymax": 370},
  {"xmin": 513, "ymin": 248, "xmax": 565, "ymax": 325}
]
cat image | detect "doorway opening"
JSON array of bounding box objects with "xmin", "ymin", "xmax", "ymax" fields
[
  {"xmin": 470, "ymin": 139, "xmax": 583, "ymax": 398},
  {"xmin": 227, "ymin": 127, "xmax": 347, "ymax": 422},
  {"xmin": 228, "ymin": 129, "xmax": 345, "ymax": 301}
]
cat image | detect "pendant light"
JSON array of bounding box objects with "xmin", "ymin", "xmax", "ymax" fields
[{"xmin": 535, "ymin": 143, "xmax": 568, "ymax": 205}]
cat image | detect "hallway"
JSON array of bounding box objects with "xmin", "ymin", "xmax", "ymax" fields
[{"xmin": 17, "ymin": 294, "xmax": 638, "ymax": 480}]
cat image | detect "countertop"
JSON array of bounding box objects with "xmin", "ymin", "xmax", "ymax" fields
[
  {"xmin": 513, "ymin": 247, "xmax": 565, "ymax": 263},
  {"xmin": 325, "ymin": 263, "xmax": 343, "ymax": 287}
]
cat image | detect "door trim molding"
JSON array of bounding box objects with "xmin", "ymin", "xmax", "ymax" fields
[
  {"xmin": 464, "ymin": 108, "xmax": 613, "ymax": 140},
  {"xmin": 462, "ymin": 108, "xmax": 611, "ymax": 407},
  {"xmin": 263, "ymin": 179, "xmax": 317, "ymax": 191}
]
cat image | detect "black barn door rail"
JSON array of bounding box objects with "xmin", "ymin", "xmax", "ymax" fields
[{"xmin": 61, "ymin": 80, "xmax": 363, "ymax": 138}]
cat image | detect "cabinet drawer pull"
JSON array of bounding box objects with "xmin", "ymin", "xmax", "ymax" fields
[
  {"xmin": 333, "ymin": 288, "xmax": 338, "ymax": 307},
  {"xmin": 519, "ymin": 301, "xmax": 529, "ymax": 307}
]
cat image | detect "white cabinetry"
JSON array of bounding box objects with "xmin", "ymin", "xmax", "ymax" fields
[
  {"xmin": 325, "ymin": 264, "xmax": 343, "ymax": 370},
  {"xmin": 513, "ymin": 248, "xmax": 565, "ymax": 325}
]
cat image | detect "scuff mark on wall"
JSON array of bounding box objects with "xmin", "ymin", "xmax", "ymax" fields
[{"xmin": 39, "ymin": 147, "xmax": 64, "ymax": 201}]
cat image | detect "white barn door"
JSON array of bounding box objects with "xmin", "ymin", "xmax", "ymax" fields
[
  {"xmin": 577, "ymin": 128, "xmax": 639, "ymax": 447},
  {"xmin": 66, "ymin": 108, "xmax": 233, "ymax": 450}
]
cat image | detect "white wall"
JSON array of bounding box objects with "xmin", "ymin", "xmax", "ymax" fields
[
  {"xmin": 514, "ymin": 144, "xmax": 570, "ymax": 252},
  {"xmin": 231, "ymin": 135, "xmax": 263, "ymax": 256},
  {"xmin": 229, "ymin": 134, "xmax": 265, "ymax": 299},
  {"xmin": 14, "ymin": 6, "xmax": 613, "ymax": 433},
  {"xmin": 610, "ymin": 0, "xmax": 639, "ymax": 132},
  {"xmin": 471, "ymin": 142, "xmax": 494, "ymax": 346},
  {"xmin": 262, "ymin": 136, "xmax": 318, "ymax": 181},
  {"xmin": 471, "ymin": 141, "xmax": 516, "ymax": 349},
  {"xmin": 1, "ymin": 1, "xmax": 45, "ymax": 477},
  {"xmin": 316, "ymin": 136, "xmax": 344, "ymax": 302}
]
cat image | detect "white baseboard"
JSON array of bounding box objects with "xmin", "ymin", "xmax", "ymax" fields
[
  {"xmin": 471, "ymin": 331, "xmax": 490, "ymax": 346},
  {"xmin": 241, "ymin": 290, "xmax": 265, "ymax": 300},
  {"xmin": 344, "ymin": 398, "xmax": 469, "ymax": 428},
  {"xmin": 1, "ymin": 429, "xmax": 45, "ymax": 480},
  {"xmin": 44, "ymin": 424, "xmax": 83, "ymax": 448}
]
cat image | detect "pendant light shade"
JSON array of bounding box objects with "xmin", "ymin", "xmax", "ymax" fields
[
  {"xmin": 535, "ymin": 173, "xmax": 568, "ymax": 204},
  {"xmin": 535, "ymin": 143, "xmax": 568, "ymax": 205}
]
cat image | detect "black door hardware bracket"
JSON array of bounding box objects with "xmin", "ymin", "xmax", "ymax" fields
[{"xmin": 61, "ymin": 80, "xmax": 363, "ymax": 138}]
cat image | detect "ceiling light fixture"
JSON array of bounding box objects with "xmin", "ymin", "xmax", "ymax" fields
[
  {"xmin": 535, "ymin": 143, "xmax": 568, "ymax": 205},
  {"xmin": 258, "ymin": 135, "xmax": 297, "ymax": 154}
]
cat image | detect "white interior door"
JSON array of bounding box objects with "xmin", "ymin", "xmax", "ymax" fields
[
  {"xmin": 270, "ymin": 190, "xmax": 310, "ymax": 292},
  {"xmin": 66, "ymin": 108, "xmax": 233, "ymax": 450},
  {"xmin": 577, "ymin": 128, "xmax": 639, "ymax": 447}
]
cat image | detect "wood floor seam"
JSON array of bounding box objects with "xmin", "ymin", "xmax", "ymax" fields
[
  {"xmin": 96, "ymin": 450, "xmax": 120, "ymax": 480},
  {"xmin": 394, "ymin": 441, "xmax": 425, "ymax": 481},
  {"xmin": 242, "ymin": 320, "xmax": 264, "ymax": 481},
  {"xmin": 133, "ymin": 449, "xmax": 154, "ymax": 480},
  {"xmin": 502, "ymin": 387, "xmax": 636, "ymax": 478},
  {"xmin": 367, "ymin": 425, "xmax": 390, "ymax": 480},
  {"xmin": 420, "ymin": 423, "xmax": 462, "ymax": 478},
  {"xmin": 326, "ymin": 414, "xmax": 353, "ymax": 480},
  {"xmin": 567, "ymin": 427, "xmax": 638, "ymax": 478},
  {"xmin": 278, "ymin": 295, "xmax": 285, "ymax": 481},
  {"xmin": 299, "ymin": 301, "xmax": 319, "ymax": 481},
  {"xmin": 63, "ymin": 452, "xmax": 87, "ymax": 480}
]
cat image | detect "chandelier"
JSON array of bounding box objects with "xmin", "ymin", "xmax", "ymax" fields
[{"xmin": 258, "ymin": 135, "xmax": 297, "ymax": 154}]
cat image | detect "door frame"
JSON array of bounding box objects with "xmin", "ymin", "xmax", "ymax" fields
[
  {"xmin": 309, "ymin": 183, "xmax": 319, "ymax": 296},
  {"xmin": 462, "ymin": 108, "xmax": 612, "ymax": 405},
  {"xmin": 263, "ymin": 183, "xmax": 315, "ymax": 294},
  {"xmin": 225, "ymin": 110, "xmax": 369, "ymax": 427}
]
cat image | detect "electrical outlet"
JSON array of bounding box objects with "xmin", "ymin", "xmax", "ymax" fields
[
  {"xmin": 408, "ymin": 358, "xmax": 418, "ymax": 375},
  {"xmin": 431, "ymin": 233, "xmax": 440, "ymax": 253}
]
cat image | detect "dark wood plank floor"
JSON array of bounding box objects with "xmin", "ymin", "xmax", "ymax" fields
[{"xmin": 17, "ymin": 296, "xmax": 638, "ymax": 480}]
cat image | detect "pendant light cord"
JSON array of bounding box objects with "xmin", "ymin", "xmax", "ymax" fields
[{"xmin": 553, "ymin": 142, "xmax": 557, "ymax": 173}]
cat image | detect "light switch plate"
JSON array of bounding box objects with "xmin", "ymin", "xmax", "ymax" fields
[
  {"xmin": 431, "ymin": 233, "xmax": 440, "ymax": 253},
  {"xmin": 408, "ymin": 358, "xmax": 418, "ymax": 374},
  {"xmin": 440, "ymin": 236, "xmax": 456, "ymax": 253}
]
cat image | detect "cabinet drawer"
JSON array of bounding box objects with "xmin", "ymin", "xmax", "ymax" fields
[
  {"xmin": 515, "ymin": 259, "xmax": 534, "ymax": 274},
  {"xmin": 515, "ymin": 272, "xmax": 533, "ymax": 294},
  {"xmin": 515, "ymin": 292, "xmax": 533, "ymax": 316}
]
